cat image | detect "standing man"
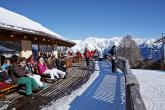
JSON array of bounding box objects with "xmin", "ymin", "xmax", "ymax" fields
[
  {"xmin": 109, "ymin": 45, "xmax": 117, "ymax": 72},
  {"xmin": 84, "ymin": 48, "xmax": 91, "ymax": 67},
  {"xmin": 98, "ymin": 51, "xmax": 103, "ymax": 61}
]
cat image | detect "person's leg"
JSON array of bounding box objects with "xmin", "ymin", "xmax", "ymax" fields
[
  {"xmin": 112, "ymin": 60, "xmax": 115, "ymax": 72},
  {"xmin": 17, "ymin": 77, "xmax": 33, "ymax": 95},
  {"xmin": 85, "ymin": 58, "xmax": 88, "ymax": 66},
  {"xmin": 30, "ymin": 77, "xmax": 39, "ymax": 89},
  {"xmin": 29, "ymin": 75, "xmax": 43, "ymax": 87},
  {"xmin": 86, "ymin": 58, "xmax": 89, "ymax": 66},
  {"xmin": 62, "ymin": 67, "xmax": 68, "ymax": 75},
  {"xmin": 114, "ymin": 60, "xmax": 116, "ymax": 71},
  {"xmin": 44, "ymin": 69, "xmax": 56, "ymax": 79},
  {"xmin": 51, "ymin": 68, "xmax": 62, "ymax": 78},
  {"xmin": 55, "ymin": 68, "xmax": 66, "ymax": 77}
]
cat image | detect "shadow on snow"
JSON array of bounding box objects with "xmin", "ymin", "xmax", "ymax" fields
[{"xmin": 69, "ymin": 61, "xmax": 126, "ymax": 110}]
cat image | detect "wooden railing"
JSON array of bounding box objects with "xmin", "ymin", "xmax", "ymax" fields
[{"xmin": 116, "ymin": 58, "xmax": 146, "ymax": 110}]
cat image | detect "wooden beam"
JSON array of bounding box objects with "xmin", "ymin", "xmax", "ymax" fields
[{"xmin": 0, "ymin": 28, "xmax": 75, "ymax": 47}]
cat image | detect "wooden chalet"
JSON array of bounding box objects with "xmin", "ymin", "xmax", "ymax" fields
[
  {"xmin": 0, "ymin": 7, "xmax": 75, "ymax": 60},
  {"xmin": 0, "ymin": 25, "xmax": 75, "ymax": 58}
]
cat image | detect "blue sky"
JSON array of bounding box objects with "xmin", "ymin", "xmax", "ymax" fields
[{"xmin": 0, "ymin": 0, "xmax": 165, "ymax": 40}]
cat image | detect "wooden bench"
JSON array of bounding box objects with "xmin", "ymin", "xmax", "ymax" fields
[{"xmin": 0, "ymin": 82, "xmax": 18, "ymax": 98}]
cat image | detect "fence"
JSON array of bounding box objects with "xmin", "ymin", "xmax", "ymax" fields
[{"xmin": 116, "ymin": 58, "xmax": 146, "ymax": 110}]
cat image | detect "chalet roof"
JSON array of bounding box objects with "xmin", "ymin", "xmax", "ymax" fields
[{"xmin": 0, "ymin": 7, "xmax": 75, "ymax": 46}]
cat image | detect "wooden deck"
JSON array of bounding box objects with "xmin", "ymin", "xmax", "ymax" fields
[{"xmin": 0, "ymin": 61, "xmax": 94, "ymax": 110}]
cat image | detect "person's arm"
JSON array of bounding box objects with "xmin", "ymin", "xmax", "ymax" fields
[
  {"xmin": 44, "ymin": 62, "xmax": 48, "ymax": 69},
  {"xmin": 1, "ymin": 64, "xmax": 8, "ymax": 72},
  {"xmin": 12, "ymin": 64, "xmax": 26, "ymax": 77},
  {"xmin": 9, "ymin": 66, "xmax": 17, "ymax": 84}
]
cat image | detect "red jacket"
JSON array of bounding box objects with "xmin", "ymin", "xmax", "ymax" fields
[
  {"xmin": 84, "ymin": 50, "xmax": 91, "ymax": 58},
  {"xmin": 68, "ymin": 51, "xmax": 73, "ymax": 56},
  {"xmin": 76, "ymin": 51, "xmax": 82, "ymax": 58},
  {"xmin": 91, "ymin": 50, "xmax": 96, "ymax": 58}
]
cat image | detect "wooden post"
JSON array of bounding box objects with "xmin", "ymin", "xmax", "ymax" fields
[
  {"xmin": 38, "ymin": 44, "xmax": 41, "ymax": 57},
  {"xmin": 46, "ymin": 44, "xmax": 49, "ymax": 57},
  {"xmin": 53, "ymin": 44, "xmax": 58, "ymax": 58},
  {"xmin": 0, "ymin": 54, "xmax": 1, "ymax": 66},
  {"xmin": 163, "ymin": 42, "xmax": 165, "ymax": 64}
]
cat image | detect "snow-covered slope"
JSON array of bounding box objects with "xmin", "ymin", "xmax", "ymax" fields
[
  {"xmin": 0, "ymin": 7, "xmax": 66, "ymax": 40},
  {"xmin": 72, "ymin": 37, "xmax": 157, "ymax": 52},
  {"xmin": 71, "ymin": 37, "xmax": 162, "ymax": 60},
  {"xmin": 132, "ymin": 69, "xmax": 165, "ymax": 110},
  {"xmin": 72, "ymin": 37, "xmax": 120, "ymax": 52}
]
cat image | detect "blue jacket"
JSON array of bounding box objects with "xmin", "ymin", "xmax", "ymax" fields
[{"xmin": 1, "ymin": 64, "xmax": 10, "ymax": 72}]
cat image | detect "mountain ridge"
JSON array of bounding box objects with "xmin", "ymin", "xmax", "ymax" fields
[{"xmin": 71, "ymin": 37, "xmax": 162, "ymax": 60}]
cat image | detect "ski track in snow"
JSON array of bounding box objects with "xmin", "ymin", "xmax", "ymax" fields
[{"xmin": 132, "ymin": 69, "xmax": 165, "ymax": 110}]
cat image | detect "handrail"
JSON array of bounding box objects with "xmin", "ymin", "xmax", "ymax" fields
[{"xmin": 116, "ymin": 58, "xmax": 146, "ymax": 110}]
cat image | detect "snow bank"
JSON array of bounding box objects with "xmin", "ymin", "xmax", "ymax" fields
[
  {"xmin": 42, "ymin": 61, "xmax": 100, "ymax": 110},
  {"xmin": 132, "ymin": 69, "xmax": 165, "ymax": 110}
]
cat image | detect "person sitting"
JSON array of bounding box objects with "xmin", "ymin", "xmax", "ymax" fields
[
  {"xmin": 1, "ymin": 59, "xmax": 11, "ymax": 72},
  {"xmin": 38, "ymin": 57, "xmax": 66, "ymax": 80},
  {"xmin": 55, "ymin": 54, "xmax": 67, "ymax": 74},
  {"xmin": 46, "ymin": 55, "xmax": 56, "ymax": 69},
  {"xmin": 10, "ymin": 56, "xmax": 40, "ymax": 96},
  {"xmin": 27, "ymin": 55, "xmax": 38, "ymax": 73},
  {"xmin": 0, "ymin": 69, "xmax": 8, "ymax": 82},
  {"xmin": 19, "ymin": 57, "xmax": 44, "ymax": 87},
  {"xmin": 1, "ymin": 59, "xmax": 12, "ymax": 83}
]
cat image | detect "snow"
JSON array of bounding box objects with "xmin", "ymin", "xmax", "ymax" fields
[
  {"xmin": 71, "ymin": 40, "xmax": 82, "ymax": 45},
  {"xmin": 132, "ymin": 69, "xmax": 165, "ymax": 110},
  {"xmin": 72, "ymin": 37, "xmax": 115, "ymax": 53},
  {"xmin": 0, "ymin": 7, "xmax": 66, "ymax": 40},
  {"xmin": 71, "ymin": 37, "xmax": 158, "ymax": 53}
]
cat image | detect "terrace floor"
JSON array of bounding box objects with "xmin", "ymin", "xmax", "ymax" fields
[
  {"xmin": 1, "ymin": 60, "xmax": 126, "ymax": 110},
  {"xmin": 69, "ymin": 60, "xmax": 126, "ymax": 110},
  {"xmin": 0, "ymin": 61, "xmax": 94, "ymax": 110}
]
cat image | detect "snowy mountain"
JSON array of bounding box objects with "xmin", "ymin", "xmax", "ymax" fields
[
  {"xmin": 71, "ymin": 37, "xmax": 162, "ymax": 60},
  {"xmin": 72, "ymin": 37, "xmax": 120, "ymax": 53}
]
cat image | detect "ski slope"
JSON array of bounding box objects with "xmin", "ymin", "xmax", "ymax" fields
[{"xmin": 132, "ymin": 69, "xmax": 165, "ymax": 110}]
